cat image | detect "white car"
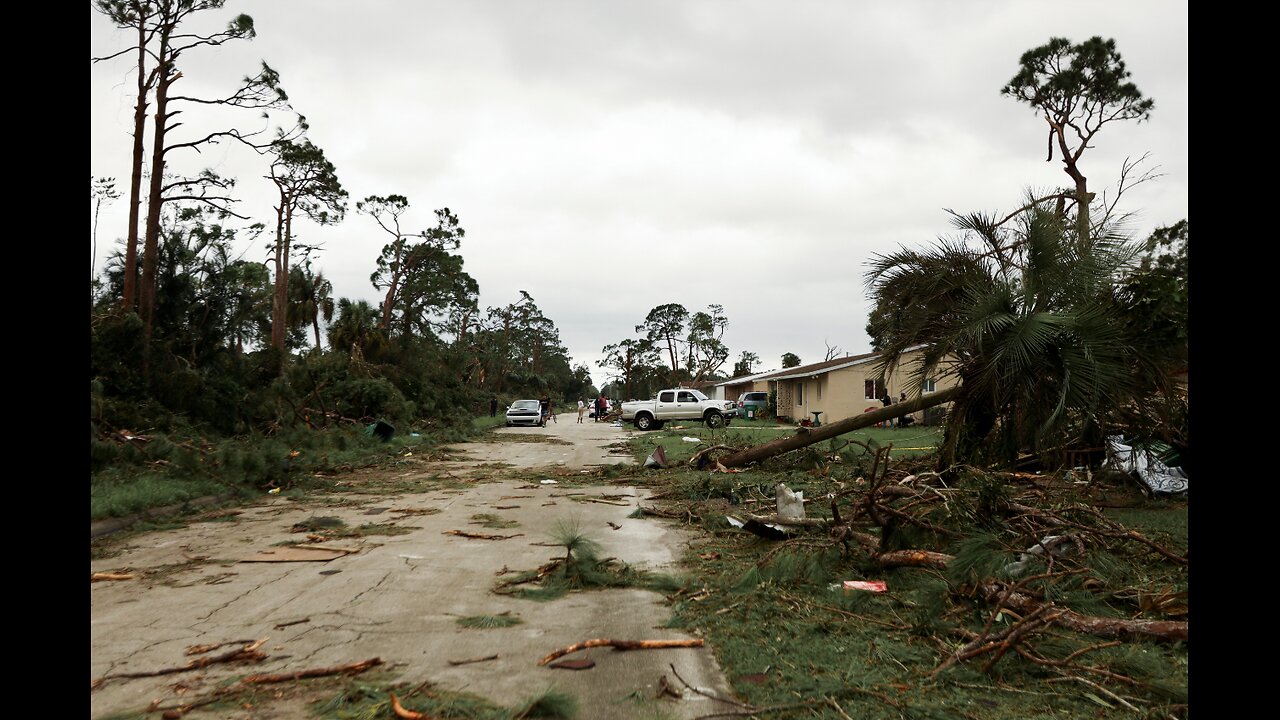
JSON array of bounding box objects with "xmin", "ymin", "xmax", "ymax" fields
[{"xmin": 505, "ymin": 399, "xmax": 545, "ymax": 427}]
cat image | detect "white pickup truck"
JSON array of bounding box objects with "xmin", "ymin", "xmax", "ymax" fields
[{"xmin": 621, "ymin": 388, "xmax": 737, "ymax": 430}]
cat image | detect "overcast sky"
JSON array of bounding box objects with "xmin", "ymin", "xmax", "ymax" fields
[{"xmin": 90, "ymin": 0, "xmax": 1188, "ymax": 385}]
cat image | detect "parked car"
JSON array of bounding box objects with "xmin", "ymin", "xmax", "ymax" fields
[
  {"xmin": 621, "ymin": 388, "xmax": 736, "ymax": 430},
  {"xmin": 505, "ymin": 399, "xmax": 545, "ymax": 427},
  {"xmin": 737, "ymin": 392, "xmax": 769, "ymax": 418}
]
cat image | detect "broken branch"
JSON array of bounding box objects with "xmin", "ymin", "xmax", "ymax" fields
[
  {"xmin": 240, "ymin": 657, "xmax": 383, "ymax": 684},
  {"xmin": 537, "ymin": 638, "xmax": 704, "ymax": 666}
]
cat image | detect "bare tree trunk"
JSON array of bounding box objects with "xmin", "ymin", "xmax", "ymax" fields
[
  {"xmin": 380, "ymin": 239, "xmax": 404, "ymax": 330},
  {"xmin": 140, "ymin": 45, "xmax": 174, "ymax": 369},
  {"xmin": 271, "ymin": 205, "xmax": 294, "ymax": 353},
  {"xmin": 720, "ymin": 387, "xmax": 959, "ymax": 468},
  {"xmin": 122, "ymin": 13, "xmax": 151, "ymax": 313}
]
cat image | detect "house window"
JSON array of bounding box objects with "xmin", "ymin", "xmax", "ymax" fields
[
  {"xmin": 923, "ymin": 378, "xmax": 936, "ymax": 393},
  {"xmin": 797, "ymin": 383, "xmax": 804, "ymax": 405},
  {"xmin": 864, "ymin": 379, "xmax": 885, "ymax": 400}
]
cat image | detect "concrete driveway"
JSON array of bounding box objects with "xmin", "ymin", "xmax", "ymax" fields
[{"xmin": 91, "ymin": 416, "xmax": 737, "ymax": 719}]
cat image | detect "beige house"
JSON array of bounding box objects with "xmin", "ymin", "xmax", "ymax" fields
[
  {"xmin": 759, "ymin": 348, "xmax": 956, "ymax": 425},
  {"xmin": 710, "ymin": 368, "xmax": 779, "ymax": 403}
]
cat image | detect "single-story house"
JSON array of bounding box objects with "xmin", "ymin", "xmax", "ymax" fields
[
  {"xmin": 709, "ymin": 368, "xmax": 779, "ymax": 402},
  {"xmin": 757, "ymin": 348, "xmax": 956, "ymax": 425}
]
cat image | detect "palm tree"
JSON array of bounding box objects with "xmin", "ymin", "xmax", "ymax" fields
[
  {"xmin": 288, "ymin": 261, "xmax": 335, "ymax": 352},
  {"xmin": 865, "ymin": 201, "xmax": 1151, "ymax": 470},
  {"xmin": 327, "ymin": 298, "xmax": 387, "ymax": 361}
]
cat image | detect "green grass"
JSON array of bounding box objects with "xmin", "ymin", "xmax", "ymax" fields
[
  {"xmin": 471, "ymin": 513, "xmax": 520, "ymax": 529},
  {"xmin": 90, "ymin": 473, "xmax": 239, "ymax": 521},
  {"xmin": 626, "ymin": 424, "xmax": 943, "ymax": 468},
  {"xmin": 456, "ymin": 613, "xmax": 523, "ymax": 629}
]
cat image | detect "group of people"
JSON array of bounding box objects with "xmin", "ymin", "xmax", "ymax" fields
[
  {"xmin": 486, "ymin": 393, "xmax": 614, "ymax": 425},
  {"xmin": 880, "ymin": 391, "xmax": 915, "ymax": 429},
  {"xmin": 575, "ymin": 394, "xmax": 611, "ymax": 423}
]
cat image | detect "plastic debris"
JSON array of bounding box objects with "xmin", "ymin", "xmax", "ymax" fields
[
  {"xmin": 1105, "ymin": 435, "xmax": 1188, "ymax": 494},
  {"xmin": 268, "ymin": 487, "xmax": 281, "ymax": 495},
  {"xmin": 682, "ymin": 436, "xmax": 701, "ymax": 443},
  {"xmin": 1003, "ymin": 534, "xmax": 1075, "ymax": 577},
  {"xmin": 726, "ymin": 515, "xmax": 791, "ymax": 540},
  {"xmin": 776, "ymin": 483, "xmax": 806, "ymax": 520},
  {"xmin": 644, "ymin": 445, "xmax": 670, "ymax": 469},
  {"xmin": 540, "ymin": 479, "xmax": 558, "ymax": 485}
]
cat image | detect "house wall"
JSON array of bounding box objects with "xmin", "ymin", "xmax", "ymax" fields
[{"xmin": 775, "ymin": 350, "xmax": 958, "ymax": 424}]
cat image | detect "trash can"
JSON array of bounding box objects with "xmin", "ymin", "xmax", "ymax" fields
[{"xmin": 366, "ymin": 419, "xmax": 395, "ymax": 442}]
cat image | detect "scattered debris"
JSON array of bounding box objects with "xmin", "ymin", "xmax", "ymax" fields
[
  {"xmin": 443, "ymin": 530, "xmax": 523, "ymax": 540},
  {"xmin": 389, "ymin": 692, "xmax": 430, "ymax": 719},
  {"xmin": 682, "ymin": 437, "xmax": 701, "ymax": 443},
  {"xmin": 391, "ymin": 507, "xmax": 442, "ymax": 516},
  {"xmin": 540, "ymin": 479, "xmax": 558, "ymax": 485},
  {"xmin": 494, "ymin": 504, "xmax": 521, "ymax": 509},
  {"xmin": 499, "ymin": 495, "xmax": 533, "ymax": 499},
  {"xmin": 537, "ymin": 638, "xmax": 704, "ymax": 665},
  {"xmin": 185, "ymin": 639, "xmax": 258, "ymax": 655},
  {"xmin": 91, "ymin": 572, "xmax": 134, "ymax": 582},
  {"xmin": 656, "ymin": 674, "xmax": 682, "ymax": 699},
  {"xmin": 239, "ymin": 546, "xmax": 355, "ymax": 562},
  {"xmin": 776, "ymin": 483, "xmax": 806, "ymax": 520},
  {"xmin": 726, "ymin": 515, "xmax": 792, "ymax": 540},
  {"xmin": 1002, "ymin": 534, "xmax": 1077, "ymax": 577},
  {"xmin": 367, "ymin": 419, "xmax": 395, "ymax": 442},
  {"xmin": 272, "ymin": 618, "xmax": 311, "ymax": 630},
  {"xmin": 290, "ymin": 516, "xmax": 346, "ymax": 533},
  {"xmin": 1106, "ymin": 435, "xmax": 1188, "ymax": 494},
  {"xmin": 363, "ymin": 507, "xmax": 389, "ymax": 515},
  {"xmin": 842, "ymin": 580, "xmax": 888, "ymax": 593},
  {"xmin": 644, "ymin": 445, "xmax": 670, "ymax": 469},
  {"xmin": 446, "ymin": 654, "xmax": 500, "ymax": 666},
  {"xmin": 240, "ymin": 657, "xmax": 383, "ymax": 684},
  {"xmin": 92, "ymin": 639, "xmax": 269, "ymax": 689},
  {"xmin": 607, "ymin": 522, "xmax": 622, "ymax": 530},
  {"xmin": 549, "ymin": 658, "xmax": 596, "ymax": 670}
]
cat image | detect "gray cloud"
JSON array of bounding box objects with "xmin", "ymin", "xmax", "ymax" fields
[{"xmin": 91, "ymin": 1, "xmax": 1188, "ymax": 381}]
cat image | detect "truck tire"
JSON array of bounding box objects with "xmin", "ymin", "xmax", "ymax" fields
[
  {"xmin": 635, "ymin": 413, "xmax": 656, "ymax": 431},
  {"xmin": 704, "ymin": 410, "xmax": 725, "ymax": 429}
]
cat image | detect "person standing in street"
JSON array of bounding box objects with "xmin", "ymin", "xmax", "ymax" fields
[
  {"xmin": 577, "ymin": 398, "xmax": 586, "ymax": 423},
  {"xmin": 489, "ymin": 396, "xmax": 498, "ymax": 418}
]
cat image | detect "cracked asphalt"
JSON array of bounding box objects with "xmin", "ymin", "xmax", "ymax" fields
[{"xmin": 91, "ymin": 416, "xmax": 737, "ymax": 719}]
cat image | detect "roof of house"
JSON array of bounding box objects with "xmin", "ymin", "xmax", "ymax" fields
[
  {"xmin": 712, "ymin": 368, "xmax": 781, "ymax": 387},
  {"xmin": 759, "ymin": 350, "xmax": 884, "ymax": 381}
]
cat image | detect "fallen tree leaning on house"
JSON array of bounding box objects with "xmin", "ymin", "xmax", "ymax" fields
[{"xmin": 720, "ymin": 387, "xmax": 959, "ymax": 467}]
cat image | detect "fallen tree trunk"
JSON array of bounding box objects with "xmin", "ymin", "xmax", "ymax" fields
[{"xmin": 720, "ymin": 387, "xmax": 959, "ymax": 468}]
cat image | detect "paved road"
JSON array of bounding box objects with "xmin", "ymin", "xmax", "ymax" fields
[{"xmin": 91, "ymin": 417, "xmax": 736, "ymax": 719}]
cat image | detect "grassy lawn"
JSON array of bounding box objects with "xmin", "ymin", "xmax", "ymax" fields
[{"xmin": 626, "ymin": 422, "xmax": 944, "ymax": 467}]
